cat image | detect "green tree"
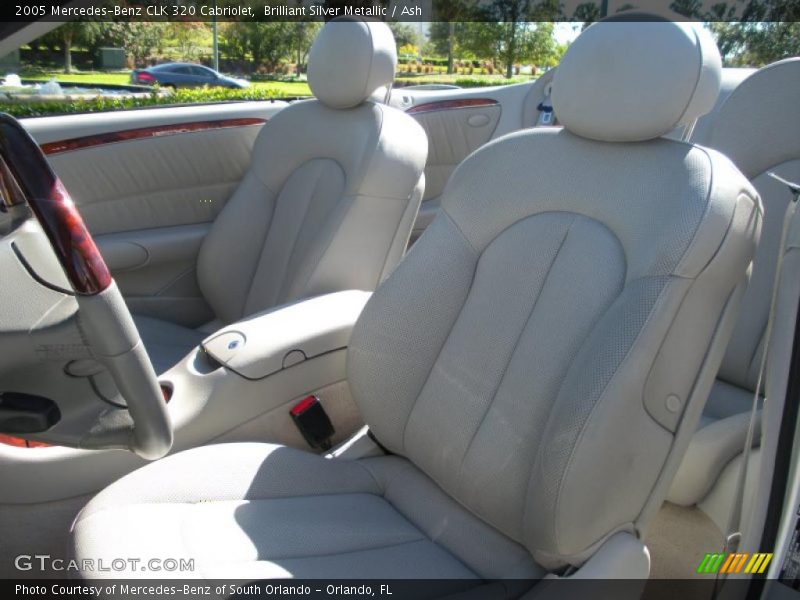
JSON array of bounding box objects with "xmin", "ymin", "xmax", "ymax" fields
[
  {"xmin": 458, "ymin": 21, "xmax": 504, "ymax": 63},
  {"xmin": 693, "ymin": 0, "xmax": 800, "ymax": 67},
  {"xmin": 527, "ymin": 23, "xmax": 559, "ymax": 68},
  {"xmin": 665, "ymin": 0, "xmax": 799, "ymax": 67},
  {"xmin": 39, "ymin": 22, "xmax": 102, "ymax": 73},
  {"xmin": 102, "ymin": 23, "xmax": 168, "ymax": 67},
  {"xmin": 669, "ymin": 0, "xmax": 703, "ymax": 18},
  {"xmin": 708, "ymin": 22, "xmax": 800, "ymax": 66},
  {"xmin": 221, "ymin": 23, "xmax": 293, "ymax": 71},
  {"xmin": 220, "ymin": 23, "xmax": 248, "ymax": 62},
  {"xmin": 486, "ymin": 0, "xmax": 562, "ymax": 77},
  {"xmin": 434, "ymin": 18, "xmax": 560, "ymax": 77},
  {"xmin": 428, "ymin": 22, "xmax": 454, "ymax": 57},
  {"xmin": 491, "ymin": 0, "xmax": 533, "ymax": 78},
  {"xmin": 572, "ymin": 1, "xmax": 600, "ymax": 28},
  {"xmin": 430, "ymin": 21, "xmax": 465, "ymax": 73},
  {"xmin": 387, "ymin": 22, "xmax": 419, "ymax": 51},
  {"xmin": 288, "ymin": 22, "xmax": 321, "ymax": 75},
  {"xmin": 167, "ymin": 23, "xmax": 209, "ymax": 62},
  {"xmin": 430, "ymin": 0, "xmax": 482, "ymax": 73}
]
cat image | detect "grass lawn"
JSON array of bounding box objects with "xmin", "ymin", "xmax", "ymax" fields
[
  {"xmin": 19, "ymin": 70, "xmax": 313, "ymax": 96},
  {"xmin": 22, "ymin": 71, "xmax": 133, "ymax": 86},
  {"xmin": 252, "ymin": 80, "xmax": 311, "ymax": 96},
  {"xmin": 19, "ymin": 69, "xmax": 533, "ymax": 96},
  {"xmin": 396, "ymin": 73, "xmax": 535, "ymax": 87}
]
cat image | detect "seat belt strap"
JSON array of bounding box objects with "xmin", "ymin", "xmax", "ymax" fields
[{"xmin": 715, "ymin": 173, "xmax": 800, "ymax": 593}]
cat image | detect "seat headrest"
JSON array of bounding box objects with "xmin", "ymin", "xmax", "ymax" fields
[
  {"xmin": 552, "ymin": 14, "xmax": 722, "ymax": 142},
  {"xmin": 307, "ymin": 18, "xmax": 397, "ymax": 110},
  {"xmin": 708, "ymin": 57, "xmax": 800, "ymax": 180}
]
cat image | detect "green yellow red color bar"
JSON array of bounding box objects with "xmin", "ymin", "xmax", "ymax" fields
[{"xmin": 697, "ymin": 552, "xmax": 773, "ymax": 574}]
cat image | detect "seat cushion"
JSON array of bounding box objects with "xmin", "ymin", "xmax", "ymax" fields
[
  {"xmin": 134, "ymin": 315, "xmax": 205, "ymax": 374},
  {"xmin": 666, "ymin": 379, "xmax": 761, "ymax": 506},
  {"xmin": 71, "ymin": 443, "xmax": 543, "ymax": 584}
]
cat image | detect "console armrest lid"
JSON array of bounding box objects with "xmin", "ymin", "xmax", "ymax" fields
[{"xmin": 202, "ymin": 290, "xmax": 371, "ymax": 379}]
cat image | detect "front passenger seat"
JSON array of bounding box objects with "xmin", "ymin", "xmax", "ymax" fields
[
  {"xmin": 71, "ymin": 17, "xmax": 760, "ymax": 583},
  {"xmin": 667, "ymin": 58, "xmax": 800, "ymax": 507},
  {"xmin": 135, "ymin": 19, "xmax": 428, "ymax": 374}
]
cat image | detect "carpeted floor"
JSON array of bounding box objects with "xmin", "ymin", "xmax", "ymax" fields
[{"xmin": 643, "ymin": 502, "xmax": 724, "ymax": 600}]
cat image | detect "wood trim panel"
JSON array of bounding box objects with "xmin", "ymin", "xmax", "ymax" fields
[
  {"xmin": 40, "ymin": 117, "xmax": 267, "ymax": 155},
  {"xmin": 0, "ymin": 114, "xmax": 111, "ymax": 295},
  {"xmin": 406, "ymin": 98, "xmax": 499, "ymax": 115},
  {"xmin": 0, "ymin": 434, "xmax": 50, "ymax": 448}
]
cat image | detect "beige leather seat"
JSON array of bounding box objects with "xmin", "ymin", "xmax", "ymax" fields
[
  {"xmin": 71, "ymin": 19, "xmax": 760, "ymax": 584},
  {"xmin": 135, "ymin": 19, "xmax": 427, "ymax": 374},
  {"xmin": 668, "ymin": 58, "xmax": 800, "ymax": 506}
]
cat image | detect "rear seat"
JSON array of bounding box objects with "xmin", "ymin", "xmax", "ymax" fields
[
  {"xmin": 664, "ymin": 67, "xmax": 754, "ymax": 142},
  {"xmin": 668, "ymin": 58, "xmax": 800, "ymax": 506}
]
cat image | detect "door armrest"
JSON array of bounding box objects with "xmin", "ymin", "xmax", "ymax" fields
[{"xmin": 202, "ymin": 290, "xmax": 371, "ymax": 379}]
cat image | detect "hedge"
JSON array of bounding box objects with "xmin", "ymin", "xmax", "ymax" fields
[
  {"xmin": 0, "ymin": 76, "xmax": 533, "ymax": 118},
  {"xmin": 0, "ymin": 86, "xmax": 300, "ymax": 118},
  {"xmin": 395, "ymin": 76, "xmax": 531, "ymax": 88}
]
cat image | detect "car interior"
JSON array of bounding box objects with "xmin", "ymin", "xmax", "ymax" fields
[{"xmin": 1, "ymin": 11, "xmax": 800, "ymax": 594}]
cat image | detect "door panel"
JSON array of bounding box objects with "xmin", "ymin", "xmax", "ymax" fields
[
  {"xmin": 409, "ymin": 100, "xmax": 502, "ymax": 201},
  {"xmin": 96, "ymin": 223, "xmax": 212, "ymax": 327},
  {"xmin": 39, "ymin": 116, "xmax": 267, "ymax": 235},
  {"xmin": 394, "ymin": 71, "xmax": 556, "ymax": 238},
  {"xmin": 23, "ymin": 102, "xmax": 288, "ymax": 325}
]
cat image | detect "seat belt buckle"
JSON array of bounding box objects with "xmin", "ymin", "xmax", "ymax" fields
[
  {"xmin": 290, "ymin": 396, "xmax": 334, "ymax": 451},
  {"xmin": 724, "ymin": 531, "xmax": 742, "ymax": 554},
  {"xmin": 536, "ymin": 102, "xmax": 554, "ymax": 125}
]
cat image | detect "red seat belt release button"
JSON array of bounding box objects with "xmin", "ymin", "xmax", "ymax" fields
[{"xmin": 290, "ymin": 396, "xmax": 335, "ymax": 451}]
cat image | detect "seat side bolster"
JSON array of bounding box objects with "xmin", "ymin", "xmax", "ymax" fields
[{"xmin": 667, "ymin": 410, "xmax": 761, "ymax": 506}]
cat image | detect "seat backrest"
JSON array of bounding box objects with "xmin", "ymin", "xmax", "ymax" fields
[
  {"xmin": 699, "ymin": 58, "xmax": 800, "ymax": 393},
  {"xmin": 348, "ymin": 17, "xmax": 761, "ymax": 569},
  {"xmin": 197, "ymin": 20, "xmax": 427, "ymax": 325}
]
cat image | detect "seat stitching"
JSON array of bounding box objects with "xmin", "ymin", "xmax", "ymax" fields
[
  {"xmin": 273, "ymin": 160, "xmax": 333, "ymax": 303},
  {"xmin": 228, "ymin": 177, "xmax": 279, "ymax": 320},
  {"xmin": 671, "ymin": 144, "xmax": 715, "ymax": 277},
  {"xmin": 282, "ymin": 190, "xmax": 355, "ymax": 304},
  {"xmin": 78, "ymin": 491, "xmax": 384, "ymax": 521},
  {"xmin": 85, "ymin": 498, "xmax": 478, "ymax": 574},
  {"xmin": 441, "ymin": 206, "xmax": 480, "ymax": 253},
  {"xmin": 352, "ymin": 459, "xmax": 385, "ymax": 495},
  {"xmin": 238, "ymin": 539, "xmax": 449, "ymax": 565},
  {"xmin": 151, "ymin": 265, "xmax": 200, "ymax": 298},
  {"xmin": 519, "ymin": 261, "xmax": 628, "ymax": 541},
  {"xmin": 457, "ymin": 215, "xmax": 576, "ymax": 476},
  {"xmin": 550, "ymin": 274, "xmax": 673, "ymax": 552},
  {"xmin": 372, "ymin": 462, "xmax": 505, "ymax": 580},
  {"xmin": 244, "ymin": 160, "xmax": 322, "ymax": 313},
  {"xmin": 399, "ymin": 211, "xmax": 481, "ymax": 453}
]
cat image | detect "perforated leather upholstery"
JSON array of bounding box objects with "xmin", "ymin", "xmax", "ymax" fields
[
  {"xmin": 668, "ymin": 58, "xmax": 800, "ymax": 505},
  {"xmin": 136, "ymin": 19, "xmax": 427, "ymax": 372},
  {"xmin": 348, "ymin": 126, "xmax": 759, "ymax": 568},
  {"xmin": 72, "ymin": 19, "xmax": 760, "ymax": 580},
  {"xmin": 307, "ymin": 19, "xmax": 397, "ymax": 110},
  {"xmin": 72, "ymin": 443, "xmax": 543, "ymax": 582}
]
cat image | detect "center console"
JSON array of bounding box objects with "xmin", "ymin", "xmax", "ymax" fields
[{"xmin": 0, "ymin": 290, "xmax": 371, "ymax": 503}]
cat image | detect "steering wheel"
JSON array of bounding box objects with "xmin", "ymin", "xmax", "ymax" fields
[{"xmin": 0, "ymin": 114, "xmax": 172, "ymax": 459}]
